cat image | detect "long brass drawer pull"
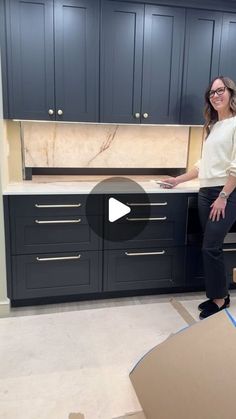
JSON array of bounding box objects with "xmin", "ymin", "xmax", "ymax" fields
[
  {"xmin": 126, "ymin": 217, "xmax": 167, "ymax": 221},
  {"xmin": 125, "ymin": 251, "xmax": 165, "ymax": 256},
  {"xmin": 126, "ymin": 202, "xmax": 167, "ymax": 206},
  {"xmin": 35, "ymin": 204, "xmax": 81, "ymax": 208},
  {"xmin": 36, "ymin": 255, "xmax": 81, "ymax": 262},
  {"xmin": 35, "ymin": 219, "xmax": 81, "ymax": 224},
  {"xmin": 223, "ymin": 248, "xmax": 236, "ymax": 252}
]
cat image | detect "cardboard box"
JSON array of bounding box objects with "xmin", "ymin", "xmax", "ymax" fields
[{"xmin": 129, "ymin": 310, "xmax": 236, "ymax": 419}]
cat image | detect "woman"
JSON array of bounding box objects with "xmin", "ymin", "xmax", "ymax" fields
[{"xmin": 163, "ymin": 76, "xmax": 236, "ymax": 319}]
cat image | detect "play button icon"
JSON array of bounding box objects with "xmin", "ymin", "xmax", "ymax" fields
[
  {"xmin": 86, "ymin": 176, "xmax": 150, "ymax": 242},
  {"xmin": 108, "ymin": 198, "xmax": 131, "ymax": 222}
]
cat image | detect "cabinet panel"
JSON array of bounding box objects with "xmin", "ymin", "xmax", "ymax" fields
[
  {"xmin": 181, "ymin": 9, "xmax": 222, "ymax": 124},
  {"xmin": 142, "ymin": 5, "xmax": 185, "ymax": 123},
  {"xmin": 6, "ymin": 0, "xmax": 54, "ymax": 120},
  {"xmin": 100, "ymin": 0, "xmax": 144, "ymax": 123},
  {"xmin": 54, "ymin": 0, "xmax": 99, "ymax": 121},
  {"xmin": 219, "ymin": 14, "xmax": 236, "ymax": 83},
  {"xmin": 11, "ymin": 215, "xmax": 101, "ymax": 254},
  {"xmin": 12, "ymin": 251, "xmax": 102, "ymax": 299},
  {"xmin": 104, "ymin": 247, "xmax": 185, "ymax": 291}
]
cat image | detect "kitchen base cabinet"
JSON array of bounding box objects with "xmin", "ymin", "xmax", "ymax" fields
[
  {"xmin": 104, "ymin": 247, "xmax": 186, "ymax": 292},
  {"xmin": 223, "ymin": 247, "xmax": 236, "ymax": 288},
  {"xmin": 12, "ymin": 251, "xmax": 102, "ymax": 299},
  {"xmin": 185, "ymin": 246, "xmax": 205, "ymax": 287}
]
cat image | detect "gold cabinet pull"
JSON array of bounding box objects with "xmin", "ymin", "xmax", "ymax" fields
[
  {"xmin": 223, "ymin": 248, "xmax": 236, "ymax": 252},
  {"xmin": 126, "ymin": 202, "xmax": 167, "ymax": 206},
  {"xmin": 126, "ymin": 217, "xmax": 167, "ymax": 221},
  {"xmin": 35, "ymin": 219, "xmax": 81, "ymax": 224},
  {"xmin": 35, "ymin": 204, "xmax": 81, "ymax": 208},
  {"xmin": 125, "ymin": 251, "xmax": 165, "ymax": 256},
  {"xmin": 36, "ymin": 255, "xmax": 81, "ymax": 262}
]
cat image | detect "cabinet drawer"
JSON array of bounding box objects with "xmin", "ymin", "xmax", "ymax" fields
[
  {"xmin": 104, "ymin": 216, "xmax": 186, "ymax": 249},
  {"xmin": 104, "ymin": 247, "xmax": 185, "ymax": 291},
  {"xmin": 11, "ymin": 215, "xmax": 101, "ymax": 254},
  {"xmin": 105, "ymin": 193, "xmax": 188, "ymax": 218},
  {"xmin": 9, "ymin": 194, "xmax": 102, "ymax": 216},
  {"xmin": 12, "ymin": 251, "xmax": 102, "ymax": 299}
]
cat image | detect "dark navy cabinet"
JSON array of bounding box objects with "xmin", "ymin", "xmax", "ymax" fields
[
  {"xmin": 5, "ymin": 194, "xmax": 103, "ymax": 302},
  {"xmin": 3, "ymin": 0, "xmax": 99, "ymax": 121},
  {"xmin": 100, "ymin": 1, "xmax": 185, "ymax": 124},
  {"xmin": 181, "ymin": 9, "xmax": 222, "ymax": 125},
  {"xmin": 219, "ymin": 13, "xmax": 236, "ymax": 83}
]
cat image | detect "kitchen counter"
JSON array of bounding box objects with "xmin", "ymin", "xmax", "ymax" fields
[{"xmin": 3, "ymin": 175, "xmax": 200, "ymax": 195}]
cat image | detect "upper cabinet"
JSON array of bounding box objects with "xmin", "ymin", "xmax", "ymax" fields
[
  {"xmin": 181, "ymin": 10, "xmax": 222, "ymax": 125},
  {"xmin": 2, "ymin": 0, "xmax": 236, "ymax": 124},
  {"xmin": 100, "ymin": 1, "xmax": 185, "ymax": 124},
  {"xmin": 219, "ymin": 13, "xmax": 236, "ymax": 83},
  {"xmin": 3, "ymin": 0, "xmax": 99, "ymax": 121}
]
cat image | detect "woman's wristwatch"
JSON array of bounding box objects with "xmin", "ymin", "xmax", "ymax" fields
[{"xmin": 219, "ymin": 191, "xmax": 228, "ymax": 200}]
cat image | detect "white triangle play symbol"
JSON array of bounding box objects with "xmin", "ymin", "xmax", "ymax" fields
[{"xmin": 108, "ymin": 197, "xmax": 131, "ymax": 222}]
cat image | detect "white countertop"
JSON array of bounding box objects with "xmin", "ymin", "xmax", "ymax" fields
[{"xmin": 3, "ymin": 175, "xmax": 200, "ymax": 195}]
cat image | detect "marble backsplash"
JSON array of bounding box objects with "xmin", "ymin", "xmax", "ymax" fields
[{"xmin": 22, "ymin": 122, "xmax": 189, "ymax": 168}]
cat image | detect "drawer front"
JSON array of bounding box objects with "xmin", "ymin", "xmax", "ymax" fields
[
  {"xmin": 105, "ymin": 193, "xmax": 188, "ymax": 218},
  {"xmin": 9, "ymin": 194, "xmax": 103, "ymax": 216},
  {"xmin": 104, "ymin": 216, "xmax": 186, "ymax": 249},
  {"xmin": 12, "ymin": 251, "xmax": 102, "ymax": 299},
  {"xmin": 11, "ymin": 215, "xmax": 102, "ymax": 254},
  {"xmin": 104, "ymin": 193, "xmax": 188, "ymax": 249},
  {"xmin": 104, "ymin": 247, "xmax": 186, "ymax": 291}
]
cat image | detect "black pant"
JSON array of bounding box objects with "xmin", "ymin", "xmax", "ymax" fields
[{"xmin": 198, "ymin": 186, "xmax": 236, "ymax": 299}]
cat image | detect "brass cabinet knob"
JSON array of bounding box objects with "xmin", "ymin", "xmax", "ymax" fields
[
  {"xmin": 134, "ymin": 112, "xmax": 140, "ymax": 119},
  {"xmin": 142, "ymin": 112, "xmax": 149, "ymax": 119},
  {"xmin": 57, "ymin": 109, "xmax": 63, "ymax": 116},
  {"xmin": 48, "ymin": 109, "xmax": 54, "ymax": 115}
]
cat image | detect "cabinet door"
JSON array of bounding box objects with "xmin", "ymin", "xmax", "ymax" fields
[
  {"xmin": 219, "ymin": 14, "xmax": 236, "ymax": 83},
  {"xmin": 141, "ymin": 5, "xmax": 185, "ymax": 124},
  {"xmin": 6, "ymin": 0, "xmax": 55, "ymax": 120},
  {"xmin": 181, "ymin": 10, "xmax": 222, "ymax": 125},
  {"xmin": 100, "ymin": 0, "xmax": 144, "ymax": 123},
  {"xmin": 54, "ymin": 0, "xmax": 99, "ymax": 122}
]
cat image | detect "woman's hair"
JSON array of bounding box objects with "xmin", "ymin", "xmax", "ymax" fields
[{"xmin": 204, "ymin": 76, "xmax": 236, "ymax": 137}]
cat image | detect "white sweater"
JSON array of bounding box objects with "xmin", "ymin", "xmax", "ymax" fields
[{"xmin": 195, "ymin": 116, "xmax": 236, "ymax": 187}]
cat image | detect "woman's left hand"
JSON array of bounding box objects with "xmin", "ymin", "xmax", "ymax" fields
[{"xmin": 209, "ymin": 197, "xmax": 227, "ymax": 221}]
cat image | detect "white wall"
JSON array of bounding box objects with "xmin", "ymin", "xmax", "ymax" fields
[{"xmin": 0, "ymin": 50, "xmax": 9, "ymax": 315}]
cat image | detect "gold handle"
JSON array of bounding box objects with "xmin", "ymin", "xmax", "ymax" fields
[
  {"xmin": 126, "ymin": 202, "xmax": 167, "ymax": 206},
  {"xmin": 35, "ymin": 204, "xmax": 81, "ymax": 208},
  {"xmin": 126, "ymin": 217, "xmax": 167, "ymax": 221},
  {"xmin": 36, "ymin": 255, "xmax": 81, "ymax": 262},
  {"xmin": 35, "ymin": 219, "xmax": 81, "ymax": 224},
  {"xmin": 125, "ymin": 251, "xmax": 165, "ymax": 256},
  {"xmin": 223, "ymin": 248, "xmax": 236, "ymax": 252}
]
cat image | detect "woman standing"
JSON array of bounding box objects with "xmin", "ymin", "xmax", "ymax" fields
[{"xmin": 163, "ymin": 76, "xmax": 236, "ymax": 319}]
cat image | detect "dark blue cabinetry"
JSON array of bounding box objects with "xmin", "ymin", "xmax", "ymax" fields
[
  {"xmin": 101, "ymin": 1, "xmax": 185, "ymax": 124},
  {"xmin": 4, "ymin": 0, "xmax": 99, "ymax": 121}
]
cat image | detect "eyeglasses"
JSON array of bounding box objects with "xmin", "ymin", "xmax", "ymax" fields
[{"xmin": 208, "ymin": 86, "xmax": 227, "ymax": 99}]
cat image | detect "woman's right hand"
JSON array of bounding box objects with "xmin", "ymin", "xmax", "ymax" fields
[{"xmin": 161, "ymin": 177, "xmax": 179, "ymax": 188}]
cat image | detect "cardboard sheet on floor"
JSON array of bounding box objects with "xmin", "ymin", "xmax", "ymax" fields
[{"xmin": 129, "ymin": 310, "xmax": 236, "ymax": 419}]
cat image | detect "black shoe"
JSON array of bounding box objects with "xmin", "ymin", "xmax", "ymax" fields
[
  {"xmin": 199, "ymin": 300, "xmax": 228, "ymax": 320},
  {"xmin": 198, "ymin": 294, "xmax": 230, "ymax": 311}
]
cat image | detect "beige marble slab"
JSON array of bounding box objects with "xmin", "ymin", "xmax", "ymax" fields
[{"xmin": 22, "ymin": 122, "xmax": 189, "ymax": 168}]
